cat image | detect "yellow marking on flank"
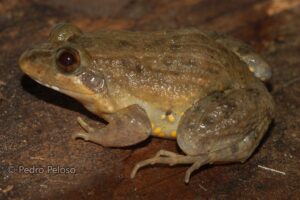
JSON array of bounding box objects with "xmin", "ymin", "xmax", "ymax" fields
[
  {"xmin": 171, "ymin": 131, "xmax": 177, "ymax": 138},
  {"xmin": 151, "ymin": 123, "xmax": 155, "ymax": 129},
  {"xmin": 153, "ymin": 127, "xmax": 162, "ymax": 134},
  {"xmin": 180, "ymin": 112, "xmax": 184, "ymax": 116},
  {"xmin": 160, "ymin": 114, "xmax": 166, "ymax": 120},
  {"xmin": 167, "ymin": 114, "xmax": 176, "ymax": 123},
  {"xmin": 249, "ymin": 66, "xmax": 255, "ymax": 72},
  {"xmin": 158, "ymin": 132, "xmax": 165, "ymax": 137}
]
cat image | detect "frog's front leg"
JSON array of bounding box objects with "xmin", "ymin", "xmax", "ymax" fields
[{"xmin": 73, "ymin": 104, "xmax": 152, "ymax": 147}]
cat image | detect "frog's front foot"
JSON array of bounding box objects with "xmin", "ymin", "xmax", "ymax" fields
[
  {"xmin": 72, "ymin": 105, "xmax": 152, "ymax": 147},
  {"xmin": 72, "ymin": 117, "xmax": 97, "ymax": 141},
  {"xmin": 130, "ymin": 150, "xmax": 209, "ymax": 183}
]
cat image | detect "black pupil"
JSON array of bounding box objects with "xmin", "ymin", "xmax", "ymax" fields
[{"xmin": 58, "ymin": 51, "xmax": 76, "ymax": 66}]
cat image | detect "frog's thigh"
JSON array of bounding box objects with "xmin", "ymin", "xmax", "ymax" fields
[
  {"xmin": 177, "ymin": 89, "xmax": 272, "ymax": 163},
  {"xmin": 208, "ymin": 32, "xmax": 271, "ymax": 81},
  {"xmin": 73, "ymin": 104, "xmax": 152, "ymax": 147}
]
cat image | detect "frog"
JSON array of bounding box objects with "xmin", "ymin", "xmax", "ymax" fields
[{"xmin": 19, "ymin": 23, "xmax": 274, "ymax": 183}]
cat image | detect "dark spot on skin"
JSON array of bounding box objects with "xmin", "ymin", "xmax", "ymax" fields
[
  {"xmin": 147, "ymin": 38, "xmax": 167, "ymax": 49},
  {"xmin": 210, "ymin": 91, "xmax": 223, "ymax": 100},
  {"xmin": 170, "ymin": 44, "xmax": 181, "ymax": 51},
  {"xmin": 118, "ymin": 40, "xmax": 135, "ymax": 48},
  {"xmin": 205, "ymin": 65, "xmax": 220, "ymax": 74},
  {"xmin": 118, "ymin": 57, "xmax": 141, "ymax": 71},
  {"xmin": 202, "ymin": 115, "xmax": 215, "ymax": 125},
  {"xmin": 135, "ymin": 64, "xmax": 144, "ymax": 73},
  {"xmin": 165, "ymin": 109, "xmax": 172, "ymax": 116}
]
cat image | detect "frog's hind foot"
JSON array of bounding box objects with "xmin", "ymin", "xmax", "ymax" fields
[{"xmin": 130, "ymin": 150, "xmax": 209, "ymax": 183}]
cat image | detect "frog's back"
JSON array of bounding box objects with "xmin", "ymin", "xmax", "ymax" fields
[{"xmin": 74, "ymin": 29, "xmax": 254, "ymax": 110}]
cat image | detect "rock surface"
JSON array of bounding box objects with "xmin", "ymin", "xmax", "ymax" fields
[{"xmin": 0, "ymin": 0, "xmax": 299, "ymax": 199}]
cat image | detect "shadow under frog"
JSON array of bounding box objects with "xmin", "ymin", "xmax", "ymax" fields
[
  {"xmin": 21, "ymin": 75, "xmax": 100, "ymax": 122},
  {"xmin": 19, "ymin": 23, "xmax": 274, "ymax": 183}
]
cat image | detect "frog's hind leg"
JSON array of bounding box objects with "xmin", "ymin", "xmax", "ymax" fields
[
  {"xmin": 207, "ymin": 31, "xmax": 272, "ymax": 81},
  {"xmin": 131, "ymin": 89, "xmax": 274, "ymax": 183},
  {"xmin": 176, "ymin": 88, "xmax": 273, "ymax": 181},
  {"xmin": 130, "ymin": 150, "xmax": 209, "ymax": 183}
]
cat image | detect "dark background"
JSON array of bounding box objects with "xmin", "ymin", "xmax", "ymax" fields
[{"xmin": 0, "ymin": 0, "xmax": 299, "ymax": 199}]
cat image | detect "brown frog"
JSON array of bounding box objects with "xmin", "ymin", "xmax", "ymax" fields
[{"xmin": 19, "ymin": 23, "xmax": 274, "ymax": 183}]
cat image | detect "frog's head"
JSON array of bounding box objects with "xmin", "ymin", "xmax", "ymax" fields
[{"xmin": 19, "ymin": 23, "xmax": 115, "ymax": 115}]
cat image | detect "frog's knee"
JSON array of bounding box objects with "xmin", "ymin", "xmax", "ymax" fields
[
  {"xmin": 207, "ymin": 31, "xmax": 272, "ymax": 81},
  {"xmin": 242, "ymin": 54, "xmax": 272, "ymax": 81}
]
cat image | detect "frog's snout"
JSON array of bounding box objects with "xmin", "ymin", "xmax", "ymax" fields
[
  {"xmin": 19, "ymin": 48, "xmax": 52, "ymax": 77},
  {"xmin": 19, "ymin": 50, "xmax": 33, "ymax": 75}
]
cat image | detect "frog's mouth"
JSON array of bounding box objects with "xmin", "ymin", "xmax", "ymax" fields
[
  {"xmin": 33, "ymin": 76, "xmax": 115, "ymax": 114},
  {"xmin": 34, "ymin": 79, "xmax": 62, "ymax": 92},
  {"xmin": 34, "ymin": 78, "xmax": 93, "ymax": 104}
]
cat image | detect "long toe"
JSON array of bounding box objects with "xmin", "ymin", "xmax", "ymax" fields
[{"xmin": 72, "ymin": 132, "xmax": 90, "ymax": 141}]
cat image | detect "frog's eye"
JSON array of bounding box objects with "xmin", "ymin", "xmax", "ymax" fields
[{"xmin": 56, "ymin": 48, "xmax": 80, "ymax": 73}]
